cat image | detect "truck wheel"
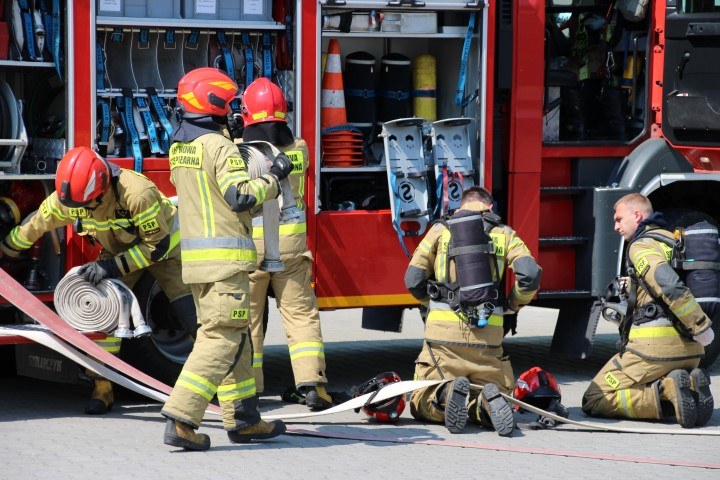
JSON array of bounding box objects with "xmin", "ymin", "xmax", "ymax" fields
[
  {"xmin": 663, "ymin": 208, "xmax": 720, "ymax": 368},
  {"xmin": 120, "ymin": 273, "xmax": 193, "ymax": 385}
]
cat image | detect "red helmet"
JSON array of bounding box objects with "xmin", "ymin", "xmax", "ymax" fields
[
  {"xmin": 241, "ymin": 77, "xmax": 287, "ymax": 127},
  {"xmin": 55, "ymin": 147, "xmax": 111, "ymax": 207},
  {"xmin": 352, "ymin": 372, "xmax": 405, "ymax": 423},
  {"xmin": 177, "ymin": 67, "xmax": 239, "ymax": 116},
  {"xmin": 513, "ymin": 367, "xmax": 562, "ymax": 411}
]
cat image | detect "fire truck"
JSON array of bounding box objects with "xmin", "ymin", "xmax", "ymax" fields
[{"xmin": 1, "ymin": 0, "xmax": 719, "ymax": 383}]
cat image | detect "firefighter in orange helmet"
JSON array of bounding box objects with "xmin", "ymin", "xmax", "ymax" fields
[
  {"xmin": 239, "ymin": 77, "xmax": 333, "ymax": 410},
  {"xmin": 0, "ymin": 146, "xmax": 194, "ymax": 415},
  {"xmin": 161, "ymin": 68, "xmax": 290, "ymax": 450}
]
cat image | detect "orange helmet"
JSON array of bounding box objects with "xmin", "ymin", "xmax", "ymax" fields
[
  {"xmin": 177, "ymin": 67, "xmax": 239, "ymax": 116},
  {"xmin": 55, "ymin": 147, "xmax": 111, "ymax": 207},
  {"xmin": 241, "ymin": 78, "xmax": 287, "ymax": 127}
]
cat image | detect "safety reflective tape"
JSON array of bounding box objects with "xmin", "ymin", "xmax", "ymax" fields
[
  {"xmin": 181, "ymin": 236, "xmax": 255, "ymax": 250},
  {"xmin": 217, "ymin": 378, "xmax": 256, "ymax": 402},
  {"xmin": 252, "ymin": 222, "xmax": 306, "ymax": 239},
  {"xmin": 127, "ymin": 245, "xmax": 150, "ymax": 269},
  {"xmin": 320, "ymin": 90, "xmax": 345, "ymax": 108},
  {"xmin": 427, "ymin": 310, "xmax": 503, "ymax": 327},
  {"xmin": 132, "ymin": 201, "xmax": 161, "ymax": 226},
  {"xmin": 289, "ymin": 342, "xmax": 325, "ymax": 361},
  {"xmin": 196, "ymin": 171, "xmax": 216, "ymax": 238},
  {"xmin": 94, "ymin": 336, "xmax": 121, "ymax": 354},
  {"xmin": 176, "ymin": 370, "xmax": 217, "ymax": 401},
  {"xmin": 10, "ymin": 227, "xmax": 33, "ymax": 249},
  {"xmin": 628, "ymin": 326, "xmax": 681, "ymax": 338},
  {"xmin": 248, "ymin": 179, "xmax": 267, "ymax": 204},
  {"xmin": 675, "ymin": 298, "xmax": 701, "ymax": 317},
  {"xmin": 181, "ymin": 248, "xmax": 257, "ymax": 263},
  {"xmin": 513, "ymin": 287, "xmax": 536, "ymax": 302},
  {"xmin": 252, "ymin": 352, "xmax": 263, "ymax": 368},
  {"xmin": 617, "ymin": 388, "xmax": 636, "ymax": 418}
]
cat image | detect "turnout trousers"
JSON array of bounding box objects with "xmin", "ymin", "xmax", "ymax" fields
[
  {"xmin": 161, "ymin": 272, "xmax": 261, "ymax": 430},
  {"xmin": 249, "ymin": 254, "xmax": 327, "ymax": 392}
]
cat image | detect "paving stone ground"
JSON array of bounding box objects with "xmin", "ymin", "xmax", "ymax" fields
[{"xmin": 1, "ymin": 306, "xmax": 719, "ymax": 479}]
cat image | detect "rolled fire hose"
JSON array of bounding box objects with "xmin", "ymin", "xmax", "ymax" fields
[
  {"xmin": 54, "ymin": 266, "xmax": 151, "ymax": 339},
  {"xmin": 239, "ymin": 140, "xmax": 298, "ymax": 272}
]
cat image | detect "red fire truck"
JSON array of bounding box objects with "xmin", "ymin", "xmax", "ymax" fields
[{"xmin": 1, "ymin": 0, "xmax": 719, "ymax": 383}]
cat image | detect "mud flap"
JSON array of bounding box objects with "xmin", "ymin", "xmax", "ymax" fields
[
  {"xmin": 382, "ymin": 118, "xmax": 431, "ymax": 255},
  {"xmin": 431, "ymin": 118, "xmax": 476, "ymax": 216}
]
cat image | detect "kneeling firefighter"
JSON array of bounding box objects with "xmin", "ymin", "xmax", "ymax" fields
[
  {"xmin": 404, "ymin": 186, "xmax": 542, "ymax": 436},
  {"xmin": 0, "ymin": 146, "xmax": 195, "ymax": 415}
]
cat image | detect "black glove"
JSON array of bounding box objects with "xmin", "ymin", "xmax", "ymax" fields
[
  {"xmin": 78, "ymin": 259, "xmax": 120, "ymax": 286},
  {"xmin": 269, "ymin": 153, "xmax": 293, "ymax": 180}
]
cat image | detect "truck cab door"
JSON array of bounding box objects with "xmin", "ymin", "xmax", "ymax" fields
[{"xmin": 662, "ymin": 0, "xmax": 720, "ymax": 146}]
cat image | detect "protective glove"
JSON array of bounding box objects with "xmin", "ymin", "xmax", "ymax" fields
[
  {"xmin": 269, "ymin": 153, "xmax": 293, "ymax": 180},
  {"xmin": 693, "ymin": 328, "xmax": 715, "ymax": 347},
  {"xmin": 78, "ymin": 259, "xmax": 120, "ymax": 286}
]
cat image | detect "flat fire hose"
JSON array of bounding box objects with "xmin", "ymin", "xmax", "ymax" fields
[{"xmin": 0, "ymin": 267, "xmax": 220, "ymax": 415}]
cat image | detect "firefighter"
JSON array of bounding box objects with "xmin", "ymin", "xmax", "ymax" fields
[
  {"xmin": 405, "ymin": 187, "xmax": 542, "ymax": 436},
  {"xmin": 582, "ymin": 193, "xmax": 715, "ymax": 428},
  {"xmin": 0, "ymin": 146, "xmax": 194, "ymax": 415},
  {"xmin": 160, "ymin": 68, "xmax": 291, "ymax": 451},
  {"xmin": 239, "ymin": 78, "xmax": 333, "ymax": 411}
]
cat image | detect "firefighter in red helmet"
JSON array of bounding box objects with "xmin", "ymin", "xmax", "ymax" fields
[
  {"xmin": 0, "ymin": 146, "xmax": 195, "ymax": 415},
  {"xmin": 161, "ymin": 68, "xmax": 290, "ymax": 450},
  {"xmin": 239, "ymin": 77, "xmax": 334, "ymax": 411}
]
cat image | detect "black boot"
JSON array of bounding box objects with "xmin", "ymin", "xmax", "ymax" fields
[{"xmin": 438, "ymin": 377, "xmax": 470, "ymax": 434}]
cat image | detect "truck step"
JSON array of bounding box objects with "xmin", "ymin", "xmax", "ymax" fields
[{"xmin": 538, "ymin": 236, "xmax": 588, "ymax": 246}]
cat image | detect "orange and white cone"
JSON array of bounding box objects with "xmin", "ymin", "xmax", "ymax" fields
[{"xmin": 321, "ymin": 39, "xmax": 348, "ymax": 131}]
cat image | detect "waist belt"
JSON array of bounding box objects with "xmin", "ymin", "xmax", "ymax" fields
[{"xmin": 631, "ymin": 302, "xmax": 662, "ymax": 325}]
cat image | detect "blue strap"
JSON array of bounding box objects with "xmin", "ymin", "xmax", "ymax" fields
[
  {"xmin": 40, "ymin": 0, "xmax": 51, "ymax": 55},
  {"xmin": 345, "ymin": 88, "xmax": 376, "ymax": 98},
  {"xmin": 186, "ymin": 29, "xmax": 199, "ymax": 49},
  {"xmin": 96, "ymin": 43, "xmax": 105, "ymax": 90},
  {"xmin": 120, "ymin": 89, "xmax": 144, "ymax": 172},
  {"xmin": 413, "ymin": 89, "xmax": 436, "ymax": 98},
  {"xmin": 284, "ymin": 13, "xmax": 293, "ymax": 69},
  {"xmin": 51, "ymin": 0, "xmax": 62, "ymax": 79},
  {"xmin": 389, "ymin": 173, "xmax": 413, "ymax": 258},
  {"xmin": 146, "ymin": 87, "xmax": 173, "ymax": 152},
  {"xmin": 135, "ymin": 96, "xmax": 162, "ymax": 154},
  {"xmin": 97, "ymin": 98, "xmax": 111, "ymax": 156},
  {"xmin": 111, "ymin": 27, "xmax": 123, "ymax": 43},
  {"xmin": 262, "ymin": 33, "xmax": 272, "ymax": 78},
  {"xmin": 138, "ymin": 28, "xmax": 150, "ymax": 49},
  {"xmin": 242, "ymin": 32, "xmax": 254, "ymax": 88},
  {"xmin": 379, "ymin": 89, "xmax": 410, "ymax": 101},
  {"xmin": 456, "ymin": 12, "xmax": 479, "ymax": 108},
  {"xmin": 216, "ymin": 31, "xmax": 239, "ymax": 111},
  {"xmin": 17, "ymin": 0, "xmax": 39, "ymax": 60},
  {"xmin": 164, "ymin": 29, "xmax": 176, "ymax": 49}
]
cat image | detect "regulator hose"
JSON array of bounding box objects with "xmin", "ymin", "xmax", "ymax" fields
[{"xmin": 54, "ymin": 267, "xmax": 151, "ymax": 338}]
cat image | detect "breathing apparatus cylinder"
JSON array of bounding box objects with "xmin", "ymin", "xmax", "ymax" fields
[
  {"xmin": 446, "ymin": 210, "xmax": 497, "ymax": 326},
  {"xmin": 679, "ymin": 222, "xmax": 720, "ymax": 321}
]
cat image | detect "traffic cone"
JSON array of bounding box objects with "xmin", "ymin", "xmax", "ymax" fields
[{"xmin": 321, "ymin": 39, "xmax": 348, "ymax": 131}]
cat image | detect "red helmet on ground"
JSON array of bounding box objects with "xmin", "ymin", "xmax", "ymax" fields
[
  {"xmin": 352, "ymin": 372, "xmax": 405, "ymax": 424},
  {"xmin": 55, "ymin": 147, "xmax": 111, "ymax": 207},
  {"xmin": 241, "ymin": 77, "xmax": 287, "ymax": 127},
  {"xmin": 177, "ymin": 67, "xmax": 238, "ymax": 116},
  {"xmin": 513, "ymin": 366, "xmax": 562, "ymax": 411}
]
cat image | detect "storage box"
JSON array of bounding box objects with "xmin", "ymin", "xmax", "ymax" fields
[
  {"xmin": 97, "ymin": 0, "xmax": 182, "ymax": 19},
  {"xmin": 401, "ymin": 12, "xmax": 437, "ymax": 33},
  {"xmin": 182, "ymin": 0, "xmax": 272, "ymax": 21}
]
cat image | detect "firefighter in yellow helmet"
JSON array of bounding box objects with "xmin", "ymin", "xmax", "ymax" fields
[
  {"xmin": 0, "ymin": 146, "xmax": 193, "ymax": 415},
  {"xmin": 239, "ymin": 78, "xmax": 332, "ymax": 410},
  {"xmin": 161, "ymin": 68, "xmax": 290, "ymax": 451},
  {"xmin": 582, "ymin": 193, "xmax": 714, "ymax": 428},
  {"xmin": 405, "ymin": 186, "xmax": 541, "ymax": 436}
]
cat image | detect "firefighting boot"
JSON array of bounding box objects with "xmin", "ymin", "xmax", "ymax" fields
[
  {"xmin": 468, "ymin": 395, "xmax": 494, "ymax": 430},
  {"xmin": 480, "ymin": 383, "xmax": 515, "ymax": 437},
  {"xmin": 85, "ymin": 379, "xmax": 114, "ymax": 415},
  {"xmin": 305, "ymin": 385, "xmax": 333, "ymax": 411},
  {"xmin": 440, "ymin": 376, "xmax": 470, "ymax": 434},
  {"xmin": 689, "ymin": 368, "xmax": 714, "ymax": 427},
  {"xmin": 659, "ymin": 369, "xmax": 697, "ymax": 428},
  {"xmin": 227, "ymin": 419, "xmax": 287, "ymax": 443},
  {"xmin": 163, "ymin": 418, "xmax": 210, "ymax": 451}
]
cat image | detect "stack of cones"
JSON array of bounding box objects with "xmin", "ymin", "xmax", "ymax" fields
[{"xmin": 321, "ymin": 39, "xmax": 363, "ymax": 167}]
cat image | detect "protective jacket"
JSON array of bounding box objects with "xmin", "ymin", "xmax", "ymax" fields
[
  {"xmin": 405, "ymin": 201, "xmax": 542, "ymax": 349},
  {"xmin": 169, "ymin": 126, "xmax": 279, "ymax": 284},
  {"xmin": 2, "ymin": 166, "xmax": 179, "ymax": 276},
  {"xmin": 250, "ymin": 138, "xmax": 309, "ymax": 259},
  {"xmin": 624, "ymin": 224, "xmax": 709, "ymax": 360}
]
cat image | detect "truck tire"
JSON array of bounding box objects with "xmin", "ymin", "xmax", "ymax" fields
[
  {"xmin": 663, "ymin": 208, "xmax": 720, "ymax": 368},
  {"xmin": 119, "ymin": 273, "xmax": 192, "ymax": 386}
]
